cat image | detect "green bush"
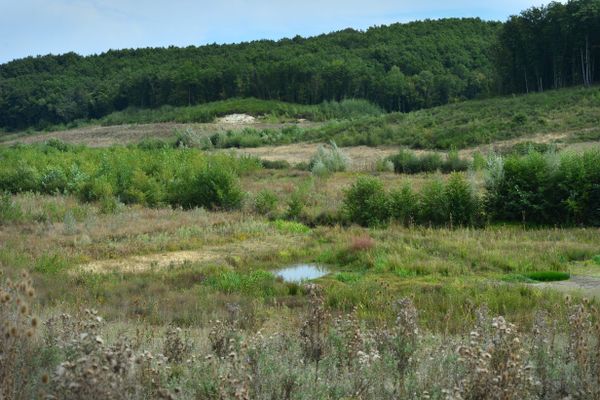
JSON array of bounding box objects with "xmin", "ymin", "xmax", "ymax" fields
[
  {"xmin": 272, "ymin": 219, "xmax": 311, "ymax": 234},
  {"xmin": 444, "ymin": 173, "xmax": 479, "ymax": 226},
  {"xmin": 40, "ymin": 167, "xmax": 68, "ymax": 194},
  {"xmin": 343, "ymin": 176, "xmax": 390, "ymax": 227},
  {"xmin": 388, "ymin": 149, "xmax": 469, "ymax": 175},
  {"xmin": 254, "ymin": 190, "xmax": 278, "ymax": 216},
  {"xmin": 418, "ymin": 178, "xmax": 447, "ymax": 226},
  {"xmin": 286, "ymin": 188, "xmax": 306, "ymax": 221},
  {"xmin": 261, "ymin": 159, "xmax": 290, "ymax": 170},
  {"xmin": 182, "ymin": 166, "xmax": 244, "ymax": 210},
  {"xmin": 442, "ymin": 149, "xmax": 470, "ymax": 173},
  {"xmin": 0, "ymin": 145, "xmax": 259, "ymax": 211},
  {"xmin": 175, "ymin": 127, "xmax": 212, "ymax": 149},
  {"xmin": 0, "ymin": 192, "xmax": 23, "ymax": 224},
  {"xmin": 389, "ymin": 184, "xmax": 418, "ymax": 226},
  {"xmin": 485, "ymin": 150, "xmax": 600, "ymax": 226}
]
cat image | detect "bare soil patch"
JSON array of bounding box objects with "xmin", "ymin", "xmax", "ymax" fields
[
  {"xmin": 234, "ymin": 144, "xmax": 401, "ymax": 171},
  {"xmin": 535, "ymin": 275, "xmax": 600, "ymax": 299},
  {"xmin": 76, "ymin": 236, "xmax": 284, "ymax": 274}
]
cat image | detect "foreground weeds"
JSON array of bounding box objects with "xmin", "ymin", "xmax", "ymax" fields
[{"xmin": 3, "ymin": 270, "xmax": 600, "ymax": 399}]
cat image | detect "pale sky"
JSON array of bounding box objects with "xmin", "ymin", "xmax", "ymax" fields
[{"xmin": 0, "ymin": 0, "xmax": 548, "ymax": 64}]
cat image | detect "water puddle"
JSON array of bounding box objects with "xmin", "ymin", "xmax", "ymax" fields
[{"xmin": 275, "ymin": 264, "xmax": 330, "ymax": 283}]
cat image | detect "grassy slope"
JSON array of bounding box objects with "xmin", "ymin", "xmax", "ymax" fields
[
  {"xmin": 308, "ymin": 86, "xmax": 600, "ymax": 149},
  {"xmin": 5, "ymin": 86, "xmax": 600, "ymax": 151}
]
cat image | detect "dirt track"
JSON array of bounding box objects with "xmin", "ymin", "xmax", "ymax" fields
[{"xmin": 535, "ymin": 275, "xmax": 600, "ymax": 299}]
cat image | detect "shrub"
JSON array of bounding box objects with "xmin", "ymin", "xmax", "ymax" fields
[
  {"xmin": 286, "ymin": 184, "xmax": 311, "ymax": 221},
  {"xmin": 272, "ymin": 219, "xmax": 311, "ymax": 234},
  {"xmin": 442, "ymin": 149, "xmax": 470, "ymax": 173},
  {"xmin": 444, "ymin": 173, "xmax": 479, "ymax": 227},
  {"xmin": 389, "ymin": 149, "xmax": 469, "ymax": 175},
  {"xmin": 44, "ymin": 138, "xmax": 72, "ymax": 152},
  {"xmin": 0, "ymin": 192, "xmax": 23, "ymax": 224},
  {"xmin": 471, "ymin": 151, "xmax": 487, "ymax": 171},
  {"xmin": 374, "ymin": 158, "xmax": 395, "ymax": 172},
  {"xmin": 419, "ymin": 153, "xmax": 443, "ymax": 172},
  {"xmin": 136, "ymin": 138, "xmax": 171, "ymax": 150},
  {"xmin": 418, "ymin": 178, "xmax": 447, "ymax": 226},
  {"xmin": 484, "ymin": 150, "xmax": 600, "ymax": 226},
  {"xmin": 254, "ymin": 189, "xmax": 278, "ymax": 216},
  {"xmin": 389, "ymin": 183, "xmax": 419, "ymax": 226},
  {"xmin": 310, "ymin": 141, "xmax": 350, "ymax": 176},
  {"xmin": 187, "ymin": 166, "xmax": 244, "ymax": 210},
  {"xmin": 343, "ymin": 176, "xmax": 389, "ymax": 227},
  {"xmin": 175, "ymin": 127, "xmax": 212, "ymax": 149},
  {"xmin": 261, "ymin": 159, "xmax": 290, "ymax": 170},
  {"xmin": 0, "ymin": 163, "xmax": 40, "ymax": 193},
  {"xmin": 388, "ymin": 150, "xmax": 421, "ymax": 174},
  {"xmin": 485, "ymin": 152, "xmax": 555, "ymax": 224},
  {"xmin": 40, "ymin": 168, "xmax": 68, "ymax": 194}
]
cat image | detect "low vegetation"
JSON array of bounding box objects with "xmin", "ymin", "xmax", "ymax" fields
[
  {"xmin": 343, "ymin": 149, "xmax": 600, "ymax": 227},
  {"xmin": 387, "ymin": 148, "xmax": 470, "ymax": 174},
  {"xmin": 148, "ymin": 86, "xmax": 600, "ymax": 151},
  {"xmin": 0, "ymin": 143, "xmax": 260, "ymax": 210}
]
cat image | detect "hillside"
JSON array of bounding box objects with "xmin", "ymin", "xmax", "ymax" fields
[
  {"xmin": 4, "ymin": 86, "xmax": 600, "ymax": 153},
  {"xmin": 0, "ymin": 18, "xmax": 500, "ymax": 130}
]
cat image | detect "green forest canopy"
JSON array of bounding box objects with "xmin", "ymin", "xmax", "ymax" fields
[{"xmin": 0, "ymin": 0, "xmax": 599, "ymax": 131}]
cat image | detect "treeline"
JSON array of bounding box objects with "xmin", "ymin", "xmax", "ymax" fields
[
  {"xmin": 498, "ymin": 0, "xmax": 600, "ymax": 93},
  {"xmin": 0, "ymin": 19, "xmax": 499, "ymax": 130}
]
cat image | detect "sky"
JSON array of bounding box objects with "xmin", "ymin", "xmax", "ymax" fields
[{"xmin": 0, "ymin": 0, "xmax": 548, "ymax": 64}]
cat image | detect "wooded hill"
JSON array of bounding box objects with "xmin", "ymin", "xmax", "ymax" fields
[
  {"xmin": 1, "ymin": 0, "xmax": 599, "ymax": 131},
  {"xmin": 0, "ymin": 18, "xmax": 501, "ymax": 130}
]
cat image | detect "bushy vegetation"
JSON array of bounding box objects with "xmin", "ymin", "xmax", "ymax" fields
[
  {"xmin": 343, "ymin": 173, "xmax": 480, "ymax": 227},
  {"xmin": 299, "ymin": 86, "xmax": 600, "ymax": 149},
  {"xmin": 167, "ymin": 86, "xmax": 600, "ymax": 151},
  {"xmin": 99, "ymin": 98, "xmax": 383, "ymax": 128},
  {"xmin": 485, "ymin": 150, "xmax": 600, "ymax": 226},
  {"xmin": 0, "ymin": 143, "xmax": 260, "ymax": 210},
  {"xmin": 387, "ymin": 149, "xmax": 470, "ymax": 174},
  {"xmin": 344, "ymin": 149, "xmax": 600, "ymax": 228},
  {"xmin": 309, "ymin": 141, "xmax": 350, "ymax": 176},
  {"xmin": 254, "ymin": 189, "xmax": 279, "ymax": 216},
  {"xmin": 343, "ymin": 177, "xmax": 390, "ymax": 227},
  {"xmin": 4, "ymin": 269, "xmax": 600, "ymax": 399}
]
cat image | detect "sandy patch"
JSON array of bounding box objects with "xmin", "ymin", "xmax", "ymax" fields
[
  {"xmin": 217, "ymin": 114, "xmax": 256, "ymax": 124},
  {"xmin": 75, "ymin": 236, "xmax": 292, "ymax": 274},
  {"xmin": 236, "ymin": 144, "xmax": 401, "ymax": 171}
]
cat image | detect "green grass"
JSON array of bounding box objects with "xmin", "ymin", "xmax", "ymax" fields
[
  {"xmin": 4, "ymin": 98, "xmax": 383, "ymax": 135},
  {"xmin": 525, "ymin": 271, "xmax": 571, "ymax": 282},
  {"xmin": 297, "ymin": 86, "xmax": 600, "ymax": 149},
  {"xmin": 272, "ymin": 219, "xmax": 311, "ymax": 234}
]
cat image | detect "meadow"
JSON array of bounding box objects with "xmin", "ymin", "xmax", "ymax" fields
[
  {"xmin": 0, "ymin": 135, "xmax": 599, "ymax": 399},
  {"xmin": 0, "ymin": 82, "xmax": 600, "ymax": 399}
]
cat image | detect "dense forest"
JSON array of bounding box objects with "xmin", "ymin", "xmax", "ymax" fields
[
  {"xmin": 0, "ymin": 19, "xmax": 500, "ymax": 130},
  {"xmin": 0, "ymin": 0, "xmax": 599, "ymax": 131},
  {"xmin": 497, "ymin": 0, "xmax": 600, "ymax": 93}
]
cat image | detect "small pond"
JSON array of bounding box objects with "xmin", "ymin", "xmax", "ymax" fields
[{"xmin": 275, "ymin": 264, "xmax": 330, "ymax": 283}]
